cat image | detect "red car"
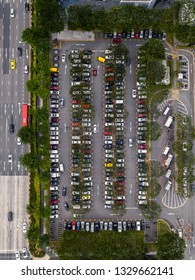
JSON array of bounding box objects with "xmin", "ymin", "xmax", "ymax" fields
[
  {"xmin": 72, "ymin": 221, "xmax": 76, "ymax": 231},
  {"xmin": 118, "ymin": 181, "xmax": 125, "ymax": 186},
  {"xmin": 50, "ymin": 86, "xmax": 59, "ymax": 90},
  {"xmin": 138, "ymin": 145, "xmax": 147, "ymax": 149},
  {"xmin": 116, "ymin": 187, "xmax": 124, "ymax": 191},
  {"xmin": 106, "ymin": 77, "xmax": 114, "ymax": 82},
  {"xmin": 105, "ymin": 68, "xmax": 114, "ymax": 72},
  {"xmin": 115, "ymin": 190, "xmax": 125, "ymax": 195},
  {"xmin": 116, "ymin": 172, "xmax": 124, "ymax": 176},
  {"xmin": 104, "ymin": 131, "xmax": 112, "ymax": 136},
  {"xmin": 137, "ymin": 99, "xmax": 146, "ymax": 104},
  {"xmin": 72, "ymin": 100, "xmax": 81, "ymax": 104},
  {"xmin": 82, "ymin": 104, "xmax": 91, "ymax": 109},
  {"xmin": 115, "ymin": 200, "xmax": 125, "ymax": 205},
  {"xmin": 72, "ymin": 122, "xmax": 79, "ymax": 127},
  {"xmin": 112, "ymin": 38, "xmax": 122, "ymax": 43},
  {"xmin": 138, "ymin": 114, "xmax": 147, "ymax": 117},
  {"xmin": 135, "ymin": 32, "xmax": 139, "ymax": 39},
  {"xmin": 50, "ymin": 200, "xmax": 59, "ymax": 205},
  {"xmin": 93, "ymin": 68, "xmax": 97, "ymax": 76}
]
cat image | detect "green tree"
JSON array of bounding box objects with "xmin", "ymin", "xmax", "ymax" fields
[
  {"xmin": 20, "ymin": 153, "xmax": 40, "ymax": 171},
  {"xmin": 17, "ymin": 126, "xmax": 35, "ymax": 144},
  {"xmin": 39, "ymin": 234, "xmax": 50, "ymax": 247},
  {"xmin": 157, "ymin": 232, "xmax": 185, "ymax": 260},
  {"xmin": 140, "ymin": 201, "xmax": 162, "ymax": 220}
]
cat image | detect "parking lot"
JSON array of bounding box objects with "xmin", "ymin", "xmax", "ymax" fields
[{"xmin": 48, "ymin": 30, "xmax": 169, "ymax": 236}]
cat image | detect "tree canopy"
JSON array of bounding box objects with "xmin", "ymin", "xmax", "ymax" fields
[{"xmin": 157, "ymin": 232, "xmax": 185, "ymax": 260}]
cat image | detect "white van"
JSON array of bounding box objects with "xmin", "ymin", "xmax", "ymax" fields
[
  {"xmin": 162, "ymin": 146, "xmax": 170, "ymax": 156},
  {"xmin": 164, "ymin": 179, "xmax": 172, "ymax": 191},
  {"xmin": 164, "ymin": 116, "xmax": 173, "ymax": 128},
  {"xmin": 50, "ymin": 127, "xmax": 59, "ymax": 131},
  {"xmin": 165, "ymin": 168, "xmax": 171, "ymax": 179},
  {"xmin": 163, "ymin": 107, "xmax": 170, "ymax": 116},
  {"xmin": 50, "ymin": 186, "xmax": 59, "ymax": 191}
]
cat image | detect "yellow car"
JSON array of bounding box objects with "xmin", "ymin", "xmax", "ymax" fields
[
  {"xmin": 104, "ymin": 163, "xmax": 113, "ymax": 167},
  {"xmin": 11, "ymin": 59, "xmax": 16, "ymax": 70},
  {"xmin": 82, "ymin": 195, "xmax": 90, "ymax": 200}
]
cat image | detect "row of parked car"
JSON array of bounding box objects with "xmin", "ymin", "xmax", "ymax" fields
[
  {"xmin": 49, "ymin": 49, "xmax": 65, "ymax": 218},
  {"xmin": 70, "ymin": 49, "xmax": 95, "ymax": 210},
  {"xmin": 102, "ymin": 46, "xmax": 127, "ymax": 209},
  {"xmin": 104, "ymin": 30, "xmax": 166, "ymax": 41},
  {"xmin": 136, "ymin": 48, "xmax": 149, "ymax": 205},
  {"xmin": 63, "ymin": 219, "xmax": 145, "ymax": 232}
]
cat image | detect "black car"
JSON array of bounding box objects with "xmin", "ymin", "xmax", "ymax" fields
[
  {"xmin": 64, "ymin": 202, "xmax": 69, "ymax": 210},
  {"xmin": 62, "ymin": 187, "xmax": 67, "ymax": 196},
  {"xmin": 50, "ymin": 94, "xmax": 59, "ymax": 100},
  {"xmin": 108, "ymin": 33, "xmax": 113, "ymax": 38},
  {"xmin": 50, "ymin": 122, "xmax": 59, "ymax": 127},
  {"xmin": 131, "ymin": 220, "xmax": 136, "ymax": 230},
  {"xmin": 51, "ymin": 77, "xmax": 59, "ymax": 82},
  {"xmin": 113, "ymin": 221, "xmax": 118, "ymax": 231},
  {"xmin": 8, "ymin": 211, "xmax": 13, "ymax": 221},
  {"xmin": 126, "ymin": 57, "xmax": 131, "ymax": 65},
  {"xmin": 94, "ymin": 221, "xmax": 100, "ymax": 232},
  {"xmin": 25, "ymin": 2, "xmax": 29, "ymax": 12},
  {"xmin": 127, "ymin": 220, "xmax": 132, "ymax": 230},
  {"xmin": 83, "ymin": 50, "xmax": 92, "ymax": 55},
  {"xmin": 9, "ymin": 123, "xmax": 14, "ymax": 133},
  {"xmin": 50, "ymin": 167, "xmax": 59, "ymax": 172},
  {"xmin": 51, "ymin": 163, "xmax": 59, "ymax": 168},
  {"xmin": 50, "ymin": 195, "xmax": 59, "ymax": 200},
  {"xmin": 18, "ymin": 47, "xmax": 22, "ymax": 57},
  {"xmin": 50, "ymin": 181, "xmax": 59, "ymax": 186},
  {"xmin": 50, "ymin": 108, "xmax": 59, "ymax": 113},
  {"xmin": 117, "ymin": 177, "xmax": 125, "ymax": 182},
  {"xmin": 67, "ymin": 221, "xmax": 72, "ymax": 230},
  {"xmin": 104, "ymin": 144, "xmax": 113, "ymax": 149},
  {"xmin": 141, "ymin": 219, "xmax": 145, "ymax": 231},
  {"xmin": 51, "ymin": 72, "xmax": 59, "ymax": 77},
  {"xmin": 51, "ymin": 177, "xmax": 60, "ymax": 182}
]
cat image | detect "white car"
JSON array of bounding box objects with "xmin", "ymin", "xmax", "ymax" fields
[
  {"xmin": 23, "ymin": 248, "xmax": 28, "ymax": 259},
  {"xmin": 62, "ymin": 54, "xmax": 66, "ymax": 62},
  {"xmin": 8, "ymin": 154, "xmax": 13, "ymax": 163},
  {"xmin": 24, "ymin": 65, "xmax": 29, "ymax": 74},
  {"xmin": 15, "ymin": 251, "xmax": 20, "ymax": 260},
  {"xmin": 17, "ymin": 137, "xmax": 21, "ymax": 145},
  {"xmin": 93, "ymin": 124, "xmax": 97, "ymax": 133},
  {"xmin": 23, "ymin": 222, "xmax": 27, "ymax": 233},
  {"xmin": 128, "ymin": 138, "xmax": 133, "ymax": 147},
  {"xmin": 138, "ymin": 195, "xmax": 147, "ymax": 200},
  {"xmin": 132, "ymin": 89, "xmax": 136, "ymax": 98}
]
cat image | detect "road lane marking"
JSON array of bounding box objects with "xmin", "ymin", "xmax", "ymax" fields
[
  {"xmin": 130, "ymin": 122, "xmax": 132, "ymax": 131},
  {"xmin": 64, "ymin": 65, "xmax": 67, "ymax": 74},
  {"xmin": 129, "ymin": 64, "xmax": 131, "ymax": 74},
  {"xmin": 97, "ymin": 185, "xmax": 99, "ymax": 195},
  {"xmin": 130, "ymin": 184, "xmax": 132, "ymax": 193},
  {"xmin": 64, "ymin": 123, "xmax": 66, "ymax": 132}
]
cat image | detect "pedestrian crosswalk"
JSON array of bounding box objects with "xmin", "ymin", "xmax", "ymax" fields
[
  {"xmin": 162, "ymin": 186, "xmax": 187, "ymax": 209},
  {"xmin": 157, "ymin": 99, "xmax": 188, "ymax": 115}
]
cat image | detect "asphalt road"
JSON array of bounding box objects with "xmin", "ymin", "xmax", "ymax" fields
[{"xmin": 0, "ymin": 1, "xmax": 30, "ymax": 259}]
